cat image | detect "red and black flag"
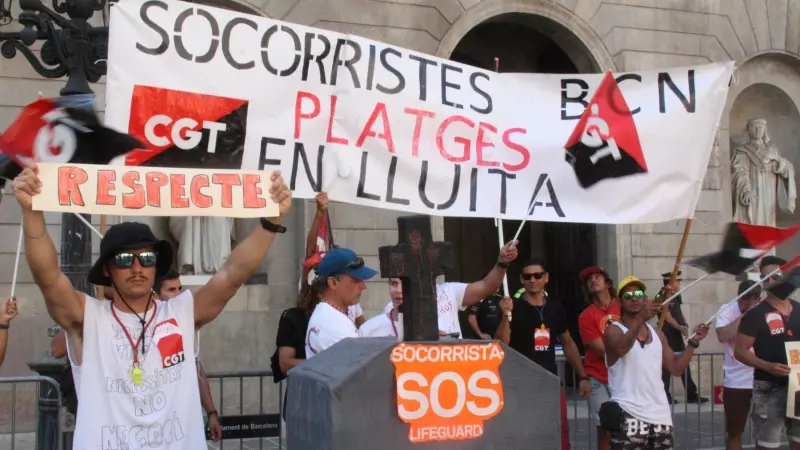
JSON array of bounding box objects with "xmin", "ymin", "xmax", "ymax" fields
[
  {"xmin": 124, "ymin": 86, "xmax": 248, "ymax": 169},
  {"xmin": 686, "ymin": 222, "xmax": 800, "ymax": 275},
  {"xmin": 763, "ymin": 256, "xmax": 800, "ymax": 300},
  {"xmin": 302, "ymin": 209, "xmax": 335, "ymax": 283},
  {"xmin": 0, "ymin": 97, "xmax": 144, "ymax": 187},
  {"xmin": 564, "ymin": 71, "xmax": 647, "ymax": 188}
]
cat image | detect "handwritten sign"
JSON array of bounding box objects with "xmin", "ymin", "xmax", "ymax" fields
[
  {"xmin": 787, "ymin": 342, "xmax": 800, "ymax": 419},
  {"xmin": 32, "ymin": 162, "xmax": 279, "ymax": 218},
  {"xmin": 390, "ymin": 342, "xmax": 504, "ymax": 443}
]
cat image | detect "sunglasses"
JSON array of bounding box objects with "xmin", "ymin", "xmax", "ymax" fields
[
  {"xmin": 769, "ymin": 272, "xmax": 783, "ymax": 281},
  {"xmin": 112, "ymin": 251, "xmax": 158, "ymax": 269},
  {"xmin": 522, "ymin": 272, "xmax": 546, "ymax": 281},
  {"xmin": 346, "ymin": 257, "xmax": 365, "ymax": 269},
  {"xmin": 621, "ymin": 290, "xmax": 645, "ymax": 301}
]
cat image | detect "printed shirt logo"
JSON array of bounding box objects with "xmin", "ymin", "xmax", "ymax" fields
[
  {"xmin": 154, "ymin": 318, "xmax": 186, "ymax": 369},
  {"xmin": 599, "ymin": 314, "xmax": 619, "ymax": 334},
  {"xmin": 563, "ymin": 72, "xmax": 647, "ymax": 188},
  {"xmin": 534, "ymin": 326, "xmax": 551, "ymax": 351},
  {"xmin": 391, "ymin": 343, "xmax": 505, "ymax": 444},
  {"xmin": 766, "ymin": 312, "xmax": 785, "ymax": 336},
  {"xmin": 126, "ymin": 86, "xmax": 248, "ymax": 169}
]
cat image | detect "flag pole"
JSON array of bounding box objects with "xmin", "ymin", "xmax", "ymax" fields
[
  {"xmin": 491, "ymin": 57, "xmax": 510, "ymax": 298},
  {"xmin": 686, "ymin": 265, "xmax": 785, "ymax": 341},
  {"xmin": 658, "ymin": 218, "xmax": 693, "ymax": 329},
  {"xmin": 97, "ymin": 215, "xmax": 107, "ymax": 300}
]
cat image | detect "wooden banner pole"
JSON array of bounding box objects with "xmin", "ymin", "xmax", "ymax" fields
[{"xmin": 657, "ymin": 218, "xmax": 693, "ymax": 329}]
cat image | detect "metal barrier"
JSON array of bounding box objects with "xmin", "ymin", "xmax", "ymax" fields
[
  {"xmin": 558, "ymin": 351, "xmax": 757, "ymax": 450},
  {"xmin": 206, "ymin": 369, "xmax": 284, "ymax": 450},
  {"xmin": 0, "ymin": 376, "xmax": 63, "ymax": 450}
]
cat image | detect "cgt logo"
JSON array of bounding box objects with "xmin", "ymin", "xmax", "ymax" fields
[
  {"xmin": 390, "ymin": 342, "xmax": 504, "ymax": 444},
  {"xmin": 144, "ymin": 115, "xmax": 227, "ymax": 154},
  {"xmin": 126, "ymin": 85, "xmax": 248, "ymax": 169},
  {"xmin": 154, "ymin": 318, "xmax": 186, "ymax": 369},
  {"xmin": 163, "ymin": 350, "xmax": 185, "ymax": 368}
]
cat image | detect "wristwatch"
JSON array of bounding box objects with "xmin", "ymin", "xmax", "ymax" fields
[
  {"xmin": 496, "ymin": 261, "xmax": 509, "ymax": 269},
  {"xmin": 0, "ymin": 323, "xmax": 8, "ymax": 330},
  {"xmin": 207, "ymin": 409, "xmax": 218, "ymax": 419},
  {"xmin": 687, "ymin": 339, "xmax": 700, "ymax": 349},
  {"xmin": 260, "ymin": 218, "xmax": 286, "ymax": 234}
]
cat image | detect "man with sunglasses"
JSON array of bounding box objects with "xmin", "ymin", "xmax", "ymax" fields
[
  {"xmin": 155, "ymin": 270, "xmax": 221, "ymax": 442},
  {"xmin": 577, "ymin": 266, "xmax": 620, "ymax": 450},
  {"xmin": 305, "ymin": 248, "xmax": 379, "ymax": 356},
  {"xmin": 496, "ymin": 259, "xmax": 592, "ymax": 450},
  {"xmin": 604, "ymin": 276, "xmax": 709, "ymax": 450},
  {"xmin": 734, "ymin": 256, "xmax": 800, "ymax": 450},
  {"xmin": 382, "ymin": 241, "xmax": 519, "ymax": 339},
  {"xmin": 11, "ymin": 164, "xmax": 292, "ymax": 450}
]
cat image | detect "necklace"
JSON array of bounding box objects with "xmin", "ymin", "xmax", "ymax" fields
[
  {"xmin": 323, "ymin": 300, "xmax": 347, "ymax": 315},
  {"xmin": 110, "ymin": 297, "xmax": 157, "ymax": 385}
]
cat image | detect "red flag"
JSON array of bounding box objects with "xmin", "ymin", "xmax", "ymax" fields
[
  {"xmin": 302, "ymin": 212, "xmax": 333, "ymax": 270},
  {"xmin": 686, "ymin": 223, "xmax": 800, "ymax": 275},
  {"xmin": 0, "ymin": 98, "xmax": 144, "ymax": 184}
]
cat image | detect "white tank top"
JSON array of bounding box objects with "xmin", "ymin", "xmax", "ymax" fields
[
  {"xmin": 607, "ymin": 322, "xmax": 672, "ymax": 426},
  {"xmin": 69, "ymin": 291, "xmax": 206, "ymax": 449}
]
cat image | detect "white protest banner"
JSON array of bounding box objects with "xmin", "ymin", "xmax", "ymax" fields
[
  {"xmin": 32, "ymin": 162, "xmax": 279, "ymax": 218},
  {"xmin": 105, "ymin": 0, "xmax": 733, "ymax": 224},
  {"xmin": 787, "ymin": 342, "xmax": 800, "ymax": 419}
]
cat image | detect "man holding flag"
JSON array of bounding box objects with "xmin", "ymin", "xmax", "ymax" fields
[{"xmin": 735, "ymin": 256, "xmax": 800, "ymax": 450}]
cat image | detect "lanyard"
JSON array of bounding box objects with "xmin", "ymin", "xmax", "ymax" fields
[
  {"xmin": 111, "ymin": 302, "xmax": 158, "ymax": 367},
  {"xmin": 532, "ymin": 300, "xmax": 546, "ymax": 325}
]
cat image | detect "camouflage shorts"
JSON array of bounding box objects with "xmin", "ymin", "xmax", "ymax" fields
[{"xmin": 610, "ymin": 409, "xmax": 674, "ymax": 450}]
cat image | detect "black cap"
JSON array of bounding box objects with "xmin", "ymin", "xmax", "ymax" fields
[
  {"xmin": 737, "ymin": 280, "xmax": 761, "ymax": 298},
  {"xmin": 88, "ymin": 222, "xmax": 173, "ymax": 287},
  {"xmin": 760, "ymin": 256, "xmax": 787, "ymax": 270}
]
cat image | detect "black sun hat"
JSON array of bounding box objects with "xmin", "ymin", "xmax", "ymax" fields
[{"xmin": 88, "ymin": 222, "xmax": 174, "ymax": 287}]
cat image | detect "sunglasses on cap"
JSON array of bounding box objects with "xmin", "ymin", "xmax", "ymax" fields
[
  {"xmin": 522, "ymin": 272, "xmax": 546, "ymax": 281},
  {"xmin": 621, "ymin": 290, "xmax": 645, "ymax": 301},
  {"xmin": 346, "ymin": 257, "xmax": 365, "ymax": 269},
  {"xmin": 112, "ymin": 251, "xmax": 158, "ymax": 269}
]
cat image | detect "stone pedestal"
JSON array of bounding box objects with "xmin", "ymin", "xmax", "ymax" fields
[{"xmin": 286, "ymin": 338, "xmax": 561, "ymax": 450}]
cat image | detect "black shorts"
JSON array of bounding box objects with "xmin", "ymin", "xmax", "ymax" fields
[{"xmin": 611, "ymin": 409, "xmax": 674, "ymax": 450}]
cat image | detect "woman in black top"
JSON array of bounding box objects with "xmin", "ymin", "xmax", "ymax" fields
[{"xmin": 271, "ymin": 283, "xmax": 318, "ymax": 382}]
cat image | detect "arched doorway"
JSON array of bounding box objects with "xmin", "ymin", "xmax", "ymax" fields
[{"xmin": 443, "ymin": 14, "xmax": 600, "ymax": 353}]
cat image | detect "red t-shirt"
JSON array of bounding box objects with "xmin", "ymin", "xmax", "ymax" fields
[{"xmin": 578, "ymin": 301, "xmax": 621, "ymax": 384}]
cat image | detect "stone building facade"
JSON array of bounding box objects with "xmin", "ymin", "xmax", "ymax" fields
[{"xmin": 0, "ymin": 0, "xmax": 799, "ymax": 407}]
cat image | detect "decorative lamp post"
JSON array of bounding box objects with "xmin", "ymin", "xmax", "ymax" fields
[{"xmin": 0, "ymin": 0, "xmax": 110, "ymax": 448}]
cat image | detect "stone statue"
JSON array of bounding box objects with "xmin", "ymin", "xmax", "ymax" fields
[
  {"xmin": 731, "ymin": 118, "xmax": 796, "ymax": 226},
  {"xmin": 169, "ymin": 216, "xmax": 234, "ymax": 275}
]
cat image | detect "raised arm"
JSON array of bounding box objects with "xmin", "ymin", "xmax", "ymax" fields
[
  {"xmin": 659, "ymin": 324, "xmax": 708, "ymax": 376},
  {"xmin": 194, "ymin": 173, "xmax": 292, "ymax": 327},
  {"xmin": 12, "ymin": 166, "xmax": 84, "ymax": 332},
  {"xmin": 462, "ymin": 241, "xmax": 518, "ymax": 307},
  {"xmin": 305, "ymin": 192, "xmax": 328, "ymax": 259}
]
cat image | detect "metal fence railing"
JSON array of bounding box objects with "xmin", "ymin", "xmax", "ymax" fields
[
  {"xmin": 557, "ymin": 351, "xmax": 760, "ymax": 450},
  {"xmin": 0, "ymin": 376, "xmax": 63, "ymax": 450},
  {"xmin": 206, "ymin": 369, "xmax": 284, "ymax": 450},
  {"xmin": 0, "ymin": 356, "xmax": 764, "ymax": 450}
]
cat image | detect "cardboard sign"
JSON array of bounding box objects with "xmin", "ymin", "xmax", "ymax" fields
[
  {"xmin": 106, "ymin": 0, "xmax": 734, "ymax": 224},
  {"xmin": 209, "ymin": 414, "xmax": 280, "ymax": 440},
  {"xmin": 32, "ymin": 162, "xmax": 279, "ymax": 218},
  {"xmin": 390, "ymin": 342, "xmax": 505, "ymax": 443},
  {"xmin": 787, "ymin": 342, "xmax": 800, "ymax": 419}
]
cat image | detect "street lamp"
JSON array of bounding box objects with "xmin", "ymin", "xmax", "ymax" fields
[
  {"xmin": 0, "ymin": 1, "xmax": 110, "ymax": 448},
  {"xmin": 0, "ymin": 0, "xmax": 109, "ymax": 95}
]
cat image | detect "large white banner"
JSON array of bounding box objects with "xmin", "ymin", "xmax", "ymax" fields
[{"xmin": 105, "ymin": 0, "xmax": 733, "ymax": 224}]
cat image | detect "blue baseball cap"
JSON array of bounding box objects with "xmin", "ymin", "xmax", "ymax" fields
[{"xmin": 316, "ymin": 248, "xmax": 377, "ymax": 281}]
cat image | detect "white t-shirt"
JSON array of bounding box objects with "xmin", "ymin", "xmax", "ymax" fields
[
  {"xmin": 306, "ymin": 302, "xmax": 360, "ymax": 358},
  {"xmin": 68, "ymin": 291, "xmax": 206, "ymax": 450},
  {"xmin": 360, "ymin": 312, "xmax": 403, "ymax": 340},
  {"xmin": 715, "ymin": 302, "xmax": 754, "ymax": 389},
  {"xmin": 383, "ymin": 282, "xmax": 468, "ymax": 337}
]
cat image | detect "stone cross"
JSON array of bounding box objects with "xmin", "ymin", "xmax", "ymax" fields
[{"xmin": 378, "ymin": 215, "xmax": 453, "ymax": 341}]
